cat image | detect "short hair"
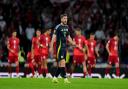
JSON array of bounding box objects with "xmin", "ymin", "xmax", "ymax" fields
[
  {"xmin": 12, "ymin": 30, "xmax": 16, "ymax": 33},
  {"xmin": 60, "ymin": 13, "xmax": 68, "ymax": 19},
  {"xmin": 75, "ymin": 27, "xmax": 81, "ymax": 31},
  {"xmin": 90, "ymin": 33, "xmax": 95, "ymax": 35},
  {"xmin": 36, "ymin": 28, "xmax": 41, "ymax": 31}
]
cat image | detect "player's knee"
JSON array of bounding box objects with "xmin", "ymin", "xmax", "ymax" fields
[
  {"xmin": 107, "ymin": 65, "xmax": 111, "ymax": 68},
  {"xmin": 115, "ymin": 63, "xmax": 119, "ymax": 67},
  {"xmin": 60, "ymin": 59, "xmax": 65, "ymax": 67}
]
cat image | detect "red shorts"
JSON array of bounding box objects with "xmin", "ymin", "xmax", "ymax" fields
[
  {"xmin": 73, "ymin": 55, "xmax": 85, "ymax": 64},
  {"xmin": 34, "ymin": 55, "xmax": 41, "ymax": 63},
  {"xmin": 34, "ymin": 49, "xmax": 40, "ymax": 56},
  {"xmin": 27, "ymin": 62, "xmax": 34, "ymax": 68},
  {"xmin": 8, "ymin": 52, "xmax": 18, "ymax": 63},
  {"xmin": 87, "ymin": 56, "xmax": 96, "ymax": 66},
  {"xmin": 40, "ymin": 54, "xmax": 48, "ymax": 60},
  {"xmin": 8, "ymin": 55, "xmax": 18, "ymax": 63},
  {"xmin": 40, "ymin": 48, "xmax": 48, "ymax": 60},
  {"xmin": 108, "ymin": 55, "xmax": 119, "ymax": 65}
]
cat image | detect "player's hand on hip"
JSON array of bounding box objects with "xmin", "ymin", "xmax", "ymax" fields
[
  {"xmin": 109, "ymin": 52, "xmax": 112, "ymax": 56},
  {"xmin": 10, "ymin": 49, "xmax": 15, "ymax": 53}
]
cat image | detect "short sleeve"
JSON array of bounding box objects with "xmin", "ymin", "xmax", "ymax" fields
[{"xmin": 54, "ymin": 24, "xmax": 60, "ymax": 35}]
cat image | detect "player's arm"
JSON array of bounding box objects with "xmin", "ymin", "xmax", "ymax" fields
[
  {"xmin": 67, "ymin": 35, "xmax": 75, "ymax": 46},
  {"xmin": 49, "ymin": 31, "xmax": 56, "ymax": 53},
  {"xmin": 39, "ymin": 36, "xmax": 46, "ymax": 48},
  {"xmin": 84, "ymin": 40, "xmax": 89, "ymax": 57},
  {"xmin": 18, "ymin": 39, "xmax": 20, "ymax": 52},
  {"xmin": 7, "ymin": 39, "xmax": 14, "ymax": 53},
  {"xmin": 7, "ymin": 40, "xmax": 10, "ymax": 50},
  {"xmin": 31, "ymin": 39, "xmax": 34, "ymax": 59},
  {"xmin": 106, "ymin": 40, "xmax": 111, "ymax": 55},
  {"xmin": 95, "ymin": 46, "xmax": 99, "ymax": 57}
]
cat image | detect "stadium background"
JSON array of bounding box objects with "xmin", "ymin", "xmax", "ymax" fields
[{"xmin": 0, "ymin": 0, "xmax": 128, "ymax": 78}]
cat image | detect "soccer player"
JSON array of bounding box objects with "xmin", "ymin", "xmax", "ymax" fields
[
  {"xmin": 7, "ymin": 31, "xmax": 20, "ymax": 77},
  {"xmin": 50, "ymin": 14, "xmax": 75, "ymax": 83},
  {"xmin": 105, "ymin": 34, "xmax": 120, "ymax": 78},
  {"xmin": 87, "ymin": 33, "xmax": 99, "ymax": 77},
  {"xmin": 31, "ymin": 29, "xmax": 41, "ymax": 77},
  {"xmin": 25, "ymin": 51, "xmax": 35, "ymax": 78},
  {"xmin": 40, "ymin": 28, "xmax": 52, "ymax": 78},
  {"xmin": 71, "ymin": 27, "xmax": 88, "ymax": 78}
]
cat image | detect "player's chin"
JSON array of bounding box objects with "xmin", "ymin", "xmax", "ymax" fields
[{"xmin": 64, "ymin": 22, "xmax": 67, "ymax": 25}]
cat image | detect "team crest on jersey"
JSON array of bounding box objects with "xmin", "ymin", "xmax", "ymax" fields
[
  {"xmin": 61, "ymin": 56, "xmax": 64, "ymax": 59},
  {"xmin": 61, "ymin": 29, "xmax": 68, "ymax": 31}
]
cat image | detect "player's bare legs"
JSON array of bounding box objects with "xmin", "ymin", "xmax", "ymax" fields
[
  {"xmin": 44, "ymin": 59, "xmax": 52, "ymax": 78},
  {"xmin": 8, "ymin": 62, "xmax": 12, "ymax": 78},
  {"xmin": 15, "ymin": 61, "xmax": 19, "ymax": 77},
  {"xmin": 105, "ymin": 64, "xmax": 112, "ymax": 78},
  {"xmin": 53, "ymin": 59, "xmax": 70, "ymax": 83},
  {"xmin": 70, "ymin": 61, "xmax": 76, "ymax": 78},
  {"xmin": 82, "ymin": 61, "xmax": 88, "ymax": 78},
  {"xmin": 115, "ymin": 63, "xmax": 120, "ymax": 78},
  {"xmin": 38, "ymin": 61, "xmax": 43, "ymax": 78}
]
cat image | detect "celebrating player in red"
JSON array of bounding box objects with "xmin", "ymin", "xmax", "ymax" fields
[
  {"xmin": 40, "ymin": 28, "xmax": 52, "ymax": 78},
  {"xmin": 72, "ymin": 27, "xmax": 88, "ymax": 78},
  {"xmin": 31, "ymin": 29, "xmax": 41, "ymax": 77},
  {"xmin": 87, "ymin": 33, "xmax": 99, "ymax": 77},
  {"xmin": 105, "ymin": 34, "xmax": 120, "ymax": 78},
  {"xmin": 7, "ymin": 31, "xmax": 20, "ymax": 78}
]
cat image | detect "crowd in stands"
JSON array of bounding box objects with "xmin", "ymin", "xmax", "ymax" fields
[{"xmin": 0, "ymin": 0, "xmax": 128, "ymax": 64}]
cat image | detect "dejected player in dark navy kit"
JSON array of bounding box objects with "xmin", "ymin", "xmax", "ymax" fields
[{"xmin": 50, "ymin": 14, "xmax": 75, "ymax": 83}]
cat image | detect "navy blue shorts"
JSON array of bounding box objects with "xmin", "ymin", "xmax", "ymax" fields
[{"xmin": 56, "ymin": 47, "xmax": 66, "ymax": 62}]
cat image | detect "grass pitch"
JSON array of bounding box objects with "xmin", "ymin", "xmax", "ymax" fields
[{"xmin": 0, "ymin": 78, "xmax": 127, "ymax": 89}]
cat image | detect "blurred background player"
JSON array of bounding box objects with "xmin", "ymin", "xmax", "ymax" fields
[
  {"xmin": 31, "ymin": 29, "xmax": 41, "ymax": 77},
  {"xmin": 71, "ymin": 27, "xmax": 88, "ymax": 78},
  {"xmin": 105, "ymin": 34, "xmax": 120, "ymax": 78},
  {"xmin": 87, "ymin": 33, "xmax": 99, "ymax": 78},
  {"xmin": 7, "ymin": 31, "xmax": 20, "ymax": 78},
  {"xmin": 50, "ymin": 14, "xmax": 75, "ymax": 83},
  {"xmin": 40, "ymin": 28, "xmax": 52, "ymax": 78},
  {"xmin": 25, "ymin": 51, "xmax": 35, "ymax": 78}
]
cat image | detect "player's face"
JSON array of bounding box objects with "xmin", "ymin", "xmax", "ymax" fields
[
  {"xmin": 36, "ymin": 30, "xmax": 41, "ymax": 37},
  {"xmin": 61, "ymin": 16, "xmax": 68, "ymax": 25},
  {"xmin": 75, "ymin": 30, "xmax": 81, "ymax": 36},
  {"xmin": 47, "ymin": 29, "xmax": 51, "ymax": 35},
  {"xmin": 90, "ymin": 35, "xmax": 95, "ymax": 40},
  {"xmin": 12, "ymin": 32, "xmax": 17, "ymax": 37},
  {"xmin": 114, "ymin": 35, "xmax": 119, "ymax": 41}
]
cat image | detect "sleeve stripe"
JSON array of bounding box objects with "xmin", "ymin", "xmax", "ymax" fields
[{"xmin": 55, "ymin": 24, "xmax": 61, "ymax": 30}]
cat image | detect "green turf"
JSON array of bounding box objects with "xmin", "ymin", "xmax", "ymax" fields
[{"xmin": 0, "ymin": 78, "xmax": 128, "ymax": 89}]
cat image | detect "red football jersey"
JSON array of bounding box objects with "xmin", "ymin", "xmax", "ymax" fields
[
  {"xmin": 40, "ymin": 34, "xmax": 51, "ymax": 55},
  {"xmin": 8, "ymin": 37, "xmax": 20, "ymax": 53},
  {"xmin": 108, "ymin": 38, "xmax": 118, "ymax": 56},
  {"xmin": 40, "ymin": 34, "xmax": 51, "ymax": 48},
  {"xmin": 73, "ymin": 35, "xmax": 87, "ymax": 55},
  {"xmin": 32, "ymin": 37, "xmax": 40, "ymax": 50},
  {"xmin": 87, "ymin": 39, "xmax": 96, "ymax": 57}
]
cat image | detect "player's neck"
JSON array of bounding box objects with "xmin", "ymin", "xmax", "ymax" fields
[
  {"xmin": 60, "ymin": 23, "xmax": 66, "ymax": 26},
  {"xmin": 12, "ymin": 36, "xmax": 16, "ymax": 38},
  {"xmin": 36, "ymin": 35, "xmax": 40, "ymax": 38},
  {"xmin": 77, "ymin": 34, "xmax": 81, "ymax": 37},
  {"xmin": 90, "ymin": 39, "xmax": 94, "ymax": 41},
  {"xmin": 44, "ymin": 32, "xmax": 48, "ymax": 36}
]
